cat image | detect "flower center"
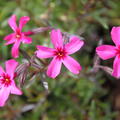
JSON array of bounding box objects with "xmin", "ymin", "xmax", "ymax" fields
[
  {"xmin": 54, "ymin": 48, "xmax": 67, "ymax": 59},
  {"xmin": 16, "ymin": 29, "xmax": 21, "ymax": 39},
  {"xmin": 16, "ymin": 34, "xmax": 21, "ymax": 39},
  {"xmin": 116, "ymin": 46, "xmax": 120, "ymax": 56},
  {"xmin": 0, "ymin": 73, "xmax": 11, "ymax": 87}
]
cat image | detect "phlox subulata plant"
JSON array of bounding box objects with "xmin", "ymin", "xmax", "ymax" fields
[
  {"xmin": 0, "ymin": 14, "xmax": 84, "ymax": 106},
  {"xmin": 1, "ymin": 14, "xmax": 120, "ymax": 107}
]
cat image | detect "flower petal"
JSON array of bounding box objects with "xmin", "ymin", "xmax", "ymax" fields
[
  {"xmin": 111, "ymin": 27, "xmax": 120, "ymax": 46},
  {"xmin": 112, "ymin": 55, "xmax": 120, "ymax": 78},
  {"xmin": 50, "ymin": 29, "xmax": 63, "ymax": 48},
  {"xmin": 4, "ymin": 33, "xmax": 15, "ymax": 41},
  {"xmin": 8, "ymin": 15, "xmax": 17, "ymax": 32},
  {"xmin": 11, "ymin": 81, "xmax": 22, "ymax": 95},
  {"xmin": 19, "ymin": 16, "xmax": 30, "ymax": 31},
  {"xmin": 62, "ymin": 56, "xmax": 81, "ymax": 74},
  {"xmin": 0, "ymin": 66, "xmax": 4, "ymax": 75},
  {"xmin": 5, "ymin": 38, "xmax": 16, "ymax": 45},
  {"xmin": 47, "ymin": 57, "xmax": 62, "ymax": 78},
  {"xmin": 21, "ymin": 35, "xmax": 32, "ymax": 44},
  {"xmin": 0, "ymin": 87, "xmax": 10, "ymax": 107},
  {"xmin": 65, "ymin": 36, "xmax": 84, "ymax": 54},
  {"xmin": 11, "ymin": 41, "xmax": 21, "ymax": 58},
  {"xmin": 4, "ymin": 33, "xmax": 16, "ymax": 45},
  {"xmin": 36, "ymin": 45, "xmax": 55, "ymax": 58},
  {"xmin": 5, "ymin": 59, "xmax": 18, "ymax": 79},
  {"xmin": 96, "ymin": 45, "xmax": 116, "ymax": 60}
]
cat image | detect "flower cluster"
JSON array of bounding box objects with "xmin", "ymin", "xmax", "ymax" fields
[
  {"xmin": 1, "ymin": 14, "xmax": 120, "ymax": 107},
  {"xmin": 0, "ymin": 15, "xmax": 84, "ymax": 106}
]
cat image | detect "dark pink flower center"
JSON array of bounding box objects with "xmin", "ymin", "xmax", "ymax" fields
[
  {"xmin": 54, "ymin": 47, "xmax": 67, "ymax": 59},
  {"xmin": 16, "ymin": 29, "xmax": 21, "ymax": 39},
  {"xmin": 0, "ymin": 73, "xmax": 11, "ymax": 87},
  {"xmin": 116, "ymin": 46, "xmax": 120, "ymax": 56}
]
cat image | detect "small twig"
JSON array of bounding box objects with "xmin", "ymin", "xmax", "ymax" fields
[
  {"xmin": 40, "ymin": 73, "xmax": 49, "ymax": 94},
  {"xmin": 21, "ymin": 104, "xmax": 36, "ymax": 113},
  {"xmin": 15, "ymin": 63, "xmax": 27, "ymax": 76},
  {"xmin": 34, "ymin": 53, "xmax": 47, "ymax": 65},
  {"xmin": 24, "ymin": 26, "xmax": 54, "ymax": 36},
  {"xmin": 20, "ymin": 49, "xmax": 31, "ymax": 61},
  {"xmin": 25, "ymin": 74, "xmax": 37, "ymax": 88},
  {"xmin": 97, "ymin": 65, "xmax": 113, "ymax": 76},
  {"xmin": 91, "ymin": 39, "xmax": 103, "ymax": 73}
]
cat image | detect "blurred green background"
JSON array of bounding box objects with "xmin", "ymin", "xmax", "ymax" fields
[{"xmin": 0, "ymin": 0, "xmax": 120, "ymax": 120}]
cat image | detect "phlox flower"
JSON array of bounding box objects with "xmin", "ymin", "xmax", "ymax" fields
[
  {"xmin": 0, "ymin": 59, "xmax": 22, "ymax": 107},
  {"xmin": 96, "ymin": 27, "xmax": 120, "ymax": 78},
  {"xmin": 36, "ymin": 29, "xmax": 84, "ymax": 78},
  {"xmin": 4, "ymin": 15, "xmax": 32, "ymax": 58}
]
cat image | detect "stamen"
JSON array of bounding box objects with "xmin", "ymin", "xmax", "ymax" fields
[
  {"xmin": 54, "ymin": 47, "xmax": 67, "ymax": 59},
  {"xmin": 16, "ymin": 34, "xmax": 21, "ymax": 38},
  {"xmin": 0, "ymin": 73, "xmax": 11, "ymax": 87}
]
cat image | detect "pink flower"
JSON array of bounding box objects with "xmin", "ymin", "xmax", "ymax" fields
[
  {"xmin": 0, "ymin": 59, "xmax": 22, "ymax": 107},
  {"xmin": 96, "ymin": 26, "xmax": 120, "ymax": 78},
  {"xmin": 36, "ymin": 29, "xmax": 84, "ymax": 78},
  {"xmin": 4, "ymin": 15, "xmax": 32, "ymax": 58}
]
